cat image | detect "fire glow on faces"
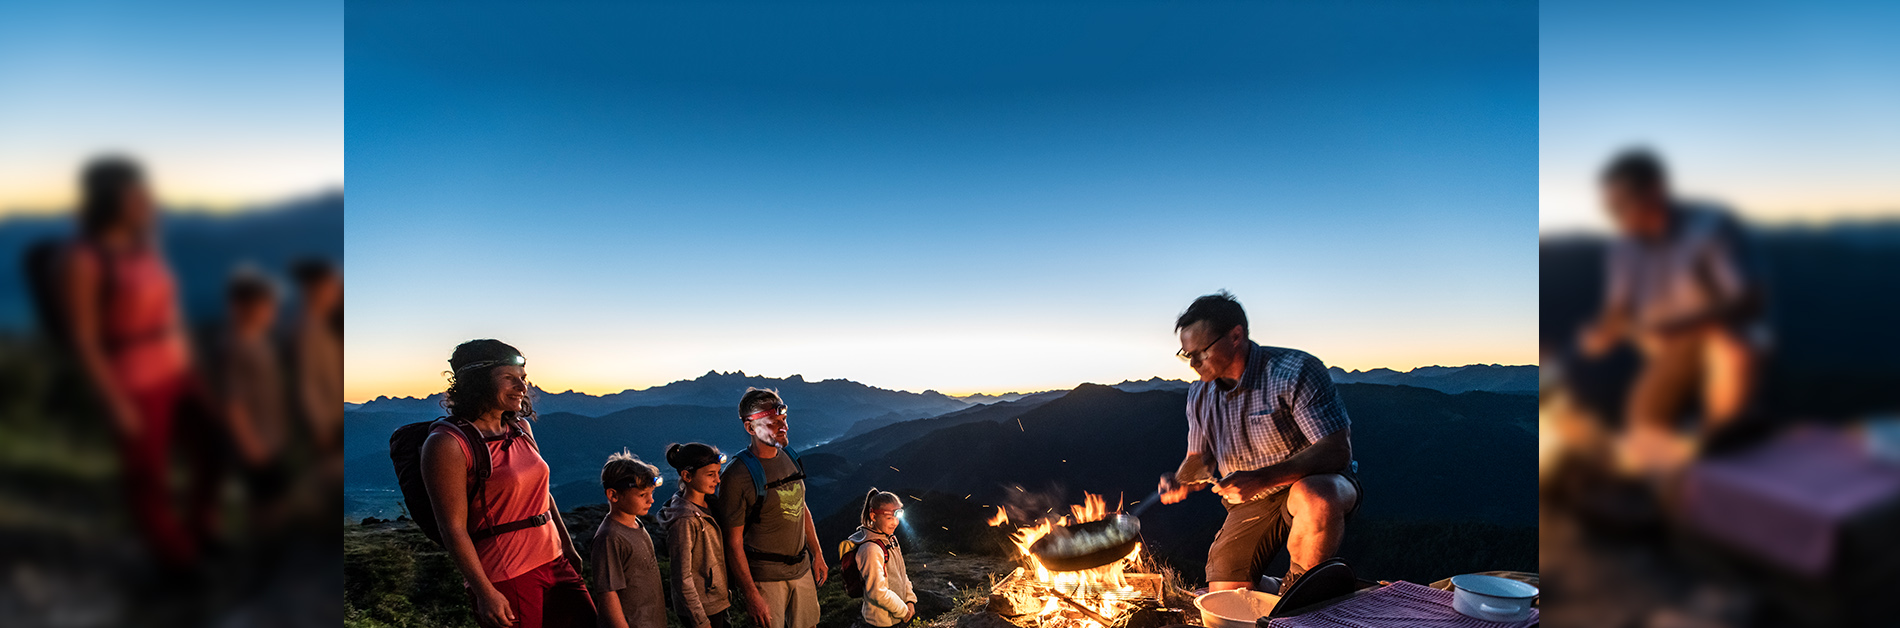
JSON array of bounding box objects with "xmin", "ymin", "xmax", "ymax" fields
[
  {"xmin": 1178, "ymin": 322, "xmax": 1242, "ymax": 383},
  {"xmin": 871, "ymin": 504, "xmax": 902, "ymax": 535},
  {"xmin": 745, "ymin": 403, "xmax": 790, "ymax": 448}
]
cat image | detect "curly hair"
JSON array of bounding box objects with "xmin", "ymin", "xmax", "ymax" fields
[
  {"xmin": 441, "ymin": 339, "xmax": 535, "ymax": 422},
  {"xmin": 79, "ymin": 155, "xmax": 145, "ymax": 238}
]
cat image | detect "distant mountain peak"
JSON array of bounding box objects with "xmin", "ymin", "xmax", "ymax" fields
[
  {"xmin": 353, "ymin": 369, "xmax": 971, "ymax": 419},
  {"xmin": 1068, "ymin": 382, "xmax": 1124, "ymax": 397},
  {"xmin": 1327, "ymin": 363, "xmax": 1537, "ymax": 395}
]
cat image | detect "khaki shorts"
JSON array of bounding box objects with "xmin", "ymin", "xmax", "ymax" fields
[
  {"xmin": 756, "ymin": 573, "xmax": 819, "ymax": 628},
  {"xmin": 1205, "ymin": 471, "xmax": 1361, "ymax": 584}
]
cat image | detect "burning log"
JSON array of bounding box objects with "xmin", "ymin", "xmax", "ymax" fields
[
  {"xmin": 1042, "ymin": 584, "xmax": 1114, "ymax": 625},
  {"xmin": 988, "ymin": 568, "xmax": 1043, "ymax": 617},
  {"xmin": 985, "ymin": 571, "xmax": 1172, "ymax": 628}
]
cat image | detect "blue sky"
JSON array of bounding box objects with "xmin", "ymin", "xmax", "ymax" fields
[
  {"xmin": 0, "ymin": 1, "xmax": 343, "ymax": 213},
  {"xmin": 346, "ymin": 0, "xmax": 1538, "ymax": 399},
  {"xmin": 1541, "ymin": 0, "xmax": 1900, "ymax": 232}
]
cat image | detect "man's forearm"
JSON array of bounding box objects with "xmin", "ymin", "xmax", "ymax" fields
[
  {"xmin": 1654, "ymin": 292, "xmax": 1762, "ymax": 336},
  {"xmin": 1175, "ymin": 452, "xmax": 1214, "ymax": 485},
  {"xmin": 1254, "ymin": 432, "xmax": 1352, "ymax": 487},
  {"xmin": 802, "ymin": 510, "xmax": 821, "ymax": 559}
]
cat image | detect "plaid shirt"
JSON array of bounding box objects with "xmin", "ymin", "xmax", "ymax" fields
[
  {"xmin": 1185, "ymin": 342, "xmax": 1353, "ymax": 499},
  {"xmin": 1605, "ymin": 202, "xmax": 1768, "ymax": 342}
]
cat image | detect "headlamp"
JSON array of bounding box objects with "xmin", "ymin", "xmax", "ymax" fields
[
  {"xmin": 609, "ymin": 476, "xmax": 661, "ymax": 492},
  {"xmin": 455, "ymin": 354, "xmax": 526, "ymax": 373},
  {"xmin": 745, "ymin": 403, "xmax": 789, "ymax": 420}
]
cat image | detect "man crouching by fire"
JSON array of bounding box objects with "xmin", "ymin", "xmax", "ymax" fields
[{"xmin": 1156, "ymin": 291, "xmax": 1362, "ymax": 596}]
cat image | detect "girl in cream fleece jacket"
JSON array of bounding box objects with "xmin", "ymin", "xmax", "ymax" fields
[{"xmin": 849, "ymin": 489, "xmax": 916, "ymax": 627}]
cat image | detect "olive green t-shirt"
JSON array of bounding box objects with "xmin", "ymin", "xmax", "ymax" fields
[{"xmin": 713, "ymin": 451, "xmax": 810, "ymax": 582}]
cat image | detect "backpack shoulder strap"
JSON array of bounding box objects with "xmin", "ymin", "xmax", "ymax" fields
[
  {"xmin": 511, "ymin": 416, "xmax": 540, "ymax": 452},
  {"xmin": 432, "ymin": 418, "xmax": 493, "ymax": 492},
  {"xmin": 732, "ymin": 448, "xmax": 772, "ymax": 525},
  {"xmin": 862, "ymin": 537, "xmax": 889, "ymax": 558},
  {"xmin": 734, "ymin": 448, "xmax": 767, "ymax": 498},
  {"xmin": 782, "ymin": 445, "xmax": 804, "ymax": 474}
]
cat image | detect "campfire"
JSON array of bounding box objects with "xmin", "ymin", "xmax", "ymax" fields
[{"xmin": 984, "ymin": 494, "xmax": 1168, "ymax": 628}]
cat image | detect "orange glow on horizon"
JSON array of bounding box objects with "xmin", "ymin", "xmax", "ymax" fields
[
  {"xmin": 0, "ymin": 149, "xmax": 343, "ymax": 218},
  {"xmin": 345, "ymin": 358, "xmax": 1540, "ymax": 404},
  {"xmin": 0, "ymin": 189, "xmax": 340, "ymax": 219}
]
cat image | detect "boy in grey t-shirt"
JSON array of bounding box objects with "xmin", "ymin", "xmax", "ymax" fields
[{"xmin": 592, "ymin": 451, "xmax": 667, "ymax": 628}]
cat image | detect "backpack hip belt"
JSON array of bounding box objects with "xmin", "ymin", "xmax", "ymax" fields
[
  {"xmin": 745, "ymin": 545, "xmax": 808, "ymax": 565},
  {"xmin": 469, "ymin": 509, "xmax": 552, "ymax": 542}
]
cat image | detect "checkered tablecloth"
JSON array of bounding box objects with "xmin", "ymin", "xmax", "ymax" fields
[
  {"xmin": 1682, "ymin": 427, "xmax": 1900, "ymax": 578},
  {"xmin": 1266, "ymin": 580, "xmax": 1538, "ymax": 628}
]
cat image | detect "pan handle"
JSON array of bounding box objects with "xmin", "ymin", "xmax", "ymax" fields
[{"xmin": 1129, "ymin": 491, "xmax": 1162, "ymax": 518}]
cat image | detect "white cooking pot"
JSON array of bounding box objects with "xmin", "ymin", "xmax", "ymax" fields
[
  {"xmin": 1194, "ymin": 589, "xmax": 1280, "ymax": 628},
  {"xmin": 1449, "ymin": 574, "xmax": 1538, "ymax": 622}
]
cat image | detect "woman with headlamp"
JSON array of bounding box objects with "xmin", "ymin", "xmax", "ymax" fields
[{"xmin": 420, "ymin": 339, "xmax": 596, "ymax": 628}]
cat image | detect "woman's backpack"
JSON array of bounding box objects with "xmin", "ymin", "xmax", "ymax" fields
[{"xmin": 388, "ymin": 417, "xmax": 546, "ymax": 545}]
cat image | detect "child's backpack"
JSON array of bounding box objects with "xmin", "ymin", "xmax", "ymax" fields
[
  {"xmin": 836, "ymin": 536, "xmax": 890, "ymax": 599},
  {"xmin": 388, "ymin": 416, "xmax": 545, "ymax": 545}
]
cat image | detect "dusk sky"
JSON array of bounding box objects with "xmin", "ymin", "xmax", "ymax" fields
[
  {"xmin": 0, "ymin": 1, "xmax": 343, "ymax": 214},
  {"xmin": 1541, "ymin": 0, "xmax": 1900, "ymax": 233},
  {"xmin": 346, "ymin": 0, "xmax": 1537, "ymax": 400}
]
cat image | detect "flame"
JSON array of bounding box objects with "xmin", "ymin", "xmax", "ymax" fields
[
  {"xmin": 1002, "ymin": 492, "xmax": 1145, "ymax": 624},
  {"xmin": 988, "ymin": 507, "xmax": 1010, "ymax": 527},
  {"xmin": 1070, "ymin": 492, "xmax": 1108, "ymax": 524}
]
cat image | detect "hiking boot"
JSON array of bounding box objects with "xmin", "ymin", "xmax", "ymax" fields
[{"xmin": 1278, "ymin": 570, "xmax": 1302, "ymax": 597}]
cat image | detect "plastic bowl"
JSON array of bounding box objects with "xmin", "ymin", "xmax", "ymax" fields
[
  {"xmin": 1449, "ymin": 574, "xmax": 1538, "ymax": 622},
  {"xmin": 1194, "ymin": 589, "xmax": 1280, "ymax": 628}
]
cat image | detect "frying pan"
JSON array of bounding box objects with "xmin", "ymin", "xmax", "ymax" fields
[{"xmin": 1027, "ymin": 492, "xmax": 1162, "ymax": 572}]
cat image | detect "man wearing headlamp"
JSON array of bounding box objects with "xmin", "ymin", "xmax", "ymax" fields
[{"xmin": 715, "ymin": 388, "xmax": 827, "ymax": 628}]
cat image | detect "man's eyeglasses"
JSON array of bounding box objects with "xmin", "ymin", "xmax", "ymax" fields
[
  {"xmin": 1177, "ymin": 335, "xmax": 1224, "ymax": 363},
  {"xmin": 745, "ymin": 403, "xmax": 789, "ymax": 420}
]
